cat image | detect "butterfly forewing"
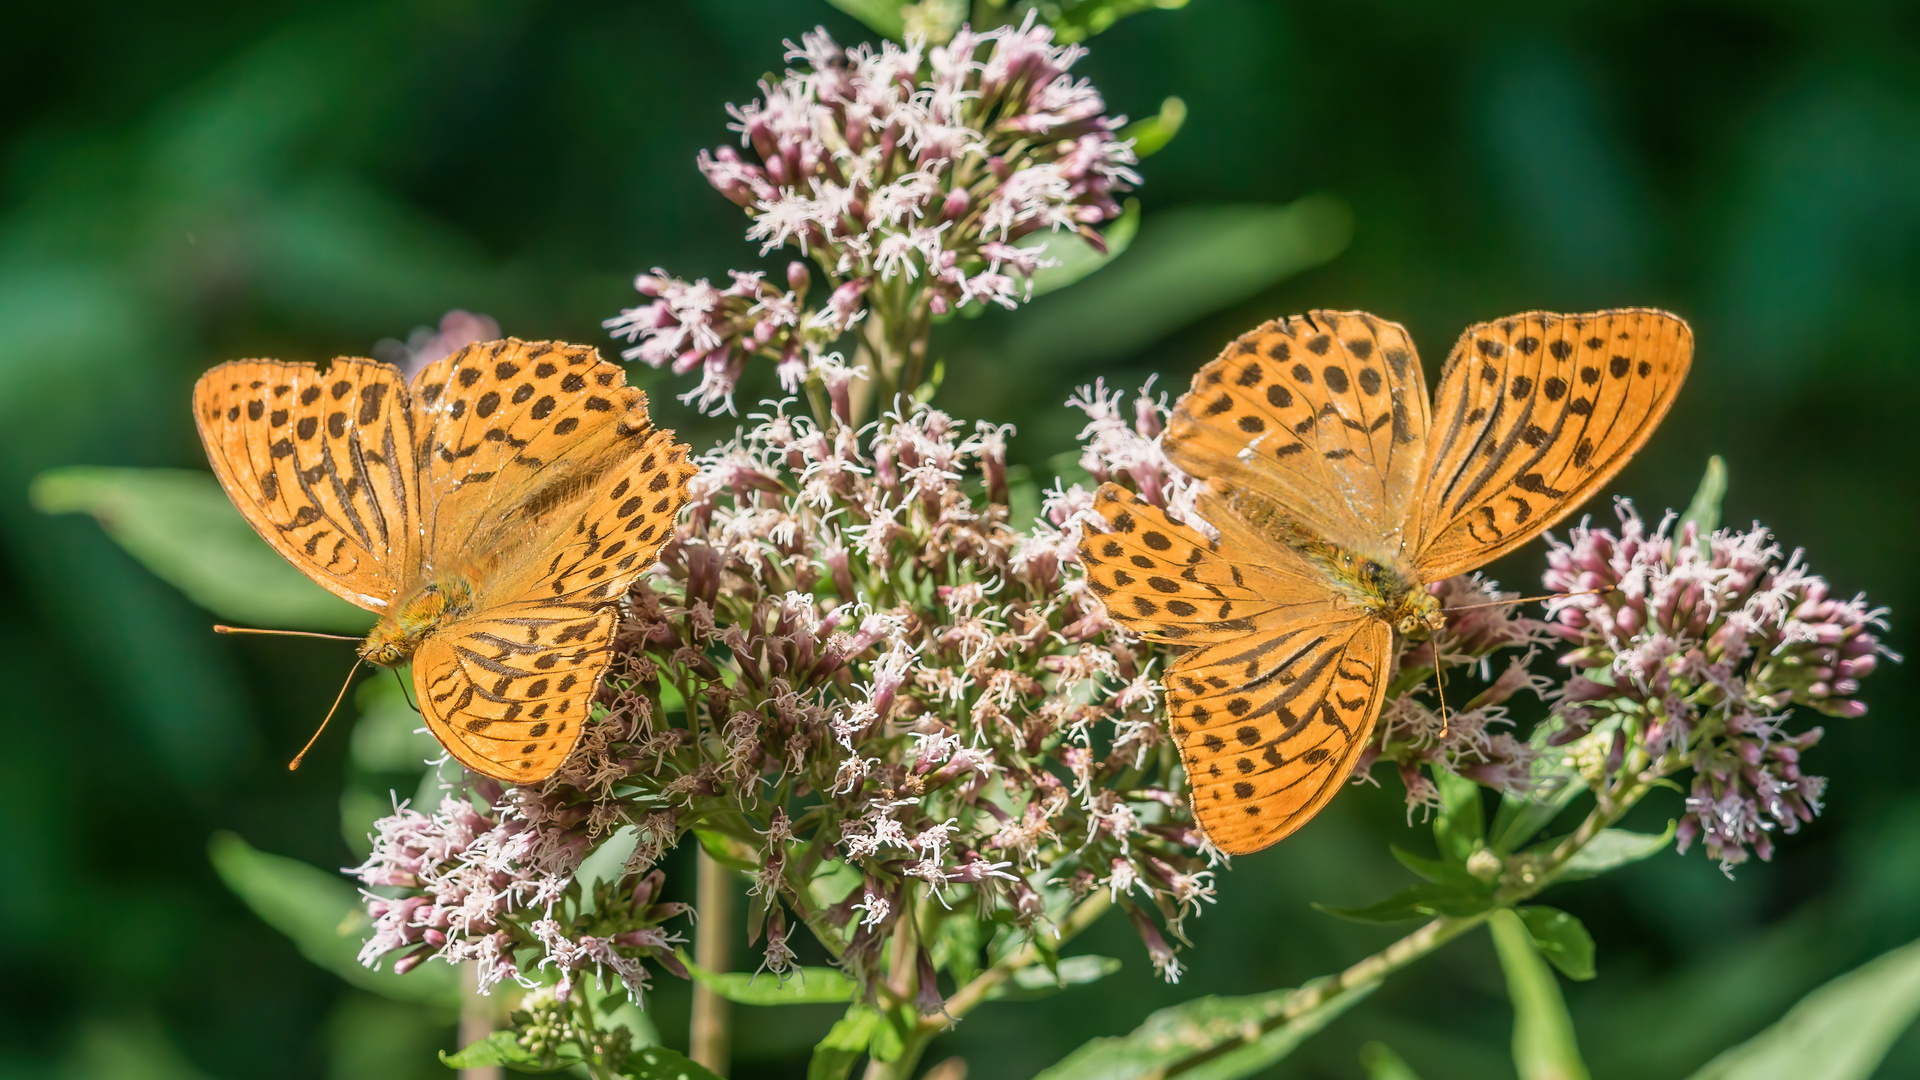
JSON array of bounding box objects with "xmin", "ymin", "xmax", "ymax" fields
[
  {"xmin": 1412, "ymin": 309, "xmax": 1692, "ymax": 579},
  {"xmin": 1080, "ymin": 486, "xmax": 1330, "ymax": 645},
  {"xmin": 414, "ymin": 601, "xmax": 616, "ymax": 783},
  {"xmin": 1162, "ymin": 311, "xmax": 1431, "ymax": 557},
  {"xmin": 1171, "ymin": 618, "xmax": 1391, "ymax": 855},
  {"xmin": 193, "ymin": 358, "xmax": 418, "ymax": 613},
  {"xmin": 411, "ymin": 341, "xmax": 655, "ymax": 570}
]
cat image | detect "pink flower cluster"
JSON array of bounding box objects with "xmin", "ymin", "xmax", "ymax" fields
[
  {"xmin": 605, "ymin": 18, "xmax": 1138, "ymax": 414},
  {"xmin": 1542, "ymin": 502, "xmax": 1896, "ymax": 869},
  {"xmin": 352, "ymin": 781, "xmax": 689, "ymax": 1000}
]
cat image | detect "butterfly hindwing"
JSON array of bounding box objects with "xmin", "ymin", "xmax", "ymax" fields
[
  {"xmin": 193, "ymin": 358, "xmax": 418, "ymax": 613},
  {"xmin": 1170, "ymin": 617, "xmax": 1392, "ymax": 855},
  {"xmin": 1162, "ymin": 310, "xmax": 1432, "ymax": 556},
  {"xmin": 413, "ymin": 601, "xmax": 615, "ymax": 783},
  {"xmin": 1413, "ymin": 309, "xmax": 1693, "ymax": 579}
]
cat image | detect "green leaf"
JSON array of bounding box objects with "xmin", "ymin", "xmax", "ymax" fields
[
  {"xmin": 1490, "ymin": 909, "xmax": 1591, "ymax": 1080},
  {"xmin": 440, "ymin": 1030, "xmax": 543, "ymax": 1069},
  {"xmin": 1552, "ymin": 823, "xmax": 1677, "ymax": 882},
  {"xmin": 681, "ymin": 954, "xmax": 858, "ymax": 1005},
  {"xmin": 1685, "ymin": 935, "xmax": 1920, "ymax": 1080},
  {"xmin": 1517, "ymin": 906, "xmax": 1597, "ymax": 982},
  {"xmin": 1391, "ymin": 844, "xmax": 1484, "ymax": 888},
  {"xmin": 1026, "ymin": 199, "xmax": 1141, "ymax": 298},
  {"xmin": 1045, "ymin": 0, "xmax": 1194, "ymax": 42},
  {"xmin": 31, "ymin": 466, "xmax": 374, "ymax": 632},
  {"xmin": 1433, "ymin": 769, "xmax": 1486, "ymax": 864},
  {"xmin": 622, "ymin": 1045, "xmax": 725, "ymax": 1080},
  {"xmin": 207, "ymin": 831, "xmax": 461, "ymax": 1007},
  {"xmin": 1001, "ymin": 197, "xmax": 1352, "ymax": 369},
  {"xmin": 808, "ymin": 1005, "xmax": 881, "ymax": 1080},
  {"xmin": 693, "ymin": 829, "xmax": 759, "ymax": 873},
  {"xmin": 821, "ymin": 0, "xmax": 906, "ymax": 39},
  {"xmin": 1360, "ymin": 1042, "xmax": 1427, "ymax": 1080},
  {"xmin": 867, "ymin": 1005, "xmax": 910, "ymax": 1062},
  {"xmin": 987, "ymin": 955, "xmax": 1123, "ymax": 1000},
  {"xmin": 1033, "ymin": 978, "xmax": 1376, "ymax": 1080},
  {"xmin": 1120, "ymin": 96, "xmax": 1186, "ymax": 157},
  {"xmin": 1679, "ymin": 455, "xmax": 1729, "ymax": 553},
  {"xmin": 1315, "ymin": 882, "xmax": 1491, "ymax": 924}
]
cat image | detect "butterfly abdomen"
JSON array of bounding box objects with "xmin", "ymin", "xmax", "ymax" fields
[{"xmin": 359, "ymin": 572, "xmax": 479, "ymax": 667}]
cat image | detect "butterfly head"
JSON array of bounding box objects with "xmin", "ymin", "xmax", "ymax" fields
[
  {"xmin": 358, "ymin": 573, "xmax": 479, "ymax": 669},
  {"xmin": 1395, "ymin": 588, "xmax": 1447, "ymax": 637}
]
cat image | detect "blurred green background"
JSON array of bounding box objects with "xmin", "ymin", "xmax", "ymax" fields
[{"xmin": 3, "ymin": 1, "xmax": 1917, "ymax": 1077}]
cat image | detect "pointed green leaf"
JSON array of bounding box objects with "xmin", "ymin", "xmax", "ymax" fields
[
  {"xmin": 1316, "ymin": 882, "xmax": 1492, "ymax": 924},
  {"xmin": 681, "ymin": 953, "xmax": 858, "ymax": 1005},
  {"xmin": 1360, "ymin": 1042, "xmax": 1427, "ymax": 1080},
  {"xmin": 1685, "ymin": 935, "xmax": 1920, "ymax": 1080},
  {"xmin": 31, "ymin": 466, "xmax": 374, "ymax": 631},
  {"xmin": 1433, "ymin": 770, "xmax": 1486, "ymax": 864},
  {"xmin": 1046, "ymin": 0, "xmax": 1194, "ymax": 42},
  {"xmin": 1026, "ymin": 199, "xmax": 1140, "ymax": 297},
  {"xmin": 821, "ymin": 0, "xmax": 906, "ymax": 40},
  {"xmin": 1518, "ymin": 906, "xmax": 1597, "ymax": 982},
  {"xmin": 208, "ymin": 831, "xmax": 460, "ymax": 1007},
  {"xmin": 1491, "ymin": 910, "xmax": 1591, "ymax": 1080},
  {"xmin": 440, "ymin": 1030, "xmax": 544, "ymax": 1069},
  {"xmin": 808, "ymin": 1005, "xmax": 880, "ymax": 1080},
  {"xmin": 1120, "ymin": 96, "xmax": 1186, "ymax": 157},
  {"xmin": 1391, "ymin": 844, "xmax": 1483, "ymax": 888},
  {"xmin": 987, "ymin": 955, "xmax": 1122, "ymax": 1000},
  {"xmin": 1679, "ymin": 455, "xmax": 1729, "ymax": 553},
  {"xmin": 1034, "ymin": 978, "xmax": 1375, "ymax": 1080},
  {"xmin": 1553, "ymin": 823, "xmax": 1676, "ymax": 882},
  {"xmin": 622, "ymin": 1045, "xmax": 725, "ymax": 1080},
  {"xmin": 1001, "ymin": 197, "xmax": 1351, "ymax": 369}
]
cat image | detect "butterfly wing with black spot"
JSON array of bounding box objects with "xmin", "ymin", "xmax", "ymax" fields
[
  {"xmin": 1161, "ymin": 310, "xmax": 1431, "ymax": 557},
  {"xmin": 408, "ymin": 339, "xmax": 658, "ymax": 574},
  {"xmin": 412, "ymin": 601, "xmax": 615, "ymax": 783},
  {"xmin": 1078, "ymin": 484, "xmax": 1333, "ymax": 646},
  {"xmin": 1169, "ymin": 616, "xmax": 1391, "ymax": 855},
  {"xmin": 193, "ymin": 358, "xmax": 418, "ymax": 614},
  {"xmin": 1080, "ymin": 484, "xmax": 1388, "ymax": 855},
  {"xmin": 1412, "ymin": 309, "xmax": 1692, "ymax": 579}
]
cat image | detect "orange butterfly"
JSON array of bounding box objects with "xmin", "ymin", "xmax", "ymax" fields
[
  {"xmin": 1080, "ymin": 309, "xmax": 1692, "ymax": 854},
  {"xmin": 194, "ymin": 339, "xmax": 694, "ymax": 783}
]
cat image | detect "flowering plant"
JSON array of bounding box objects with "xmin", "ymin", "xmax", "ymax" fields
[{"xmin": 278, "ymin": 17, "xmax": 1907, "ymax": 1080}]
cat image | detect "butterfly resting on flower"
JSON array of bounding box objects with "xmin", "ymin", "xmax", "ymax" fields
[
  {"xmin": 1080, "ymin": 309, "xmax": 1692, "ymax": 855},
  {"xmin": 194, "ymin": 339, "xmax": 694, "ymax": 784}
]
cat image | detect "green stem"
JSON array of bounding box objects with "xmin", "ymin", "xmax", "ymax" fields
[
  {"xmin": 1142, "ymin": 764, "xmax": 1665, "ymax": 1078},
  {"xmin": 691, "ymin": 848, "xmax": 736, "ymax": 1077},
  {"xmin": 867, "ymin": 893, "xmax": 1115, "ymax": 1080}
]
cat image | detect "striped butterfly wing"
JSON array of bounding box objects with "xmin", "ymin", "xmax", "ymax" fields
[
  {"xmin": 1412, "ymin": 309, "xmax": 1693, "ymax": 580},
  {"xmin": 413, "ymin": 602, "xmax": 616, "ymax": 783},
  {"xmin": 1161, "ymin": 310, "xmax": 1432, "ymax": 556},
  {"xmin": 1170, "ymin": 616, "xmax": 1392, "ymax": 855},
  {"xmin": 1080, "ymin": 485, "xmax": 1391, "ymax": 855},
  {"xmin": 193, "ymin": 358, "xmax": 418, "ymax": 614}
]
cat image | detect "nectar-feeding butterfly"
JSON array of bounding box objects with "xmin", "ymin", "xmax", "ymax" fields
[
  {"xmin": 194, "ymin": 338, "xmax": 694, "ymax": 783},
  {"xmin": 1080, "ymin": 309, "xmax": 1692, "ymax": 855}
]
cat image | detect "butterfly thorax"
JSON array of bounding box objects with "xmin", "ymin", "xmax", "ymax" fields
[{"xmin": 359, "ymin": 571, "xmax": 480, "ymax": 668}]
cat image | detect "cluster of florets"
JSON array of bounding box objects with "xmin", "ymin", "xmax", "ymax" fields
[
  {"xmin": 352, "ymin": 781, "xmax": 689, "ymax": 1001},
  {"xmin": 1363, "ymin": 576, "xmax": 1554, "ymax": 812},
  {"xmin": 604, "ymin": 17, "xmax": 1138, "ymax": 414},
  {"xmin": 1542, "ymin": 502, "xmax": 1895, "ymax": 870}
]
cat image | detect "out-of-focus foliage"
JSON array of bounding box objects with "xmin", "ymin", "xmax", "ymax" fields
[{"xmin": 2, "ymin": 1, "xmax": 1917, "ymax": 1078}]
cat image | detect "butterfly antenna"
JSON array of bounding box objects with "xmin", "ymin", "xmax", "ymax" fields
[
  {"xmin": 392, "ymin": 667, "xmax": 419, "ymax": 714},
  {"xmin": 289, "ymin": 657, "xmax": 365, "ymax": 772},
  {"xmin": 215, "ymin": 624, "xmax": 363, "ymax": 642},
  {"xmin": 1440, "ymin": 588, "xmax": 1606, "ymax": 614},
  {"xmin": 1434, "ymin": 650, "xmax": 1450, "ymax": 740}
]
